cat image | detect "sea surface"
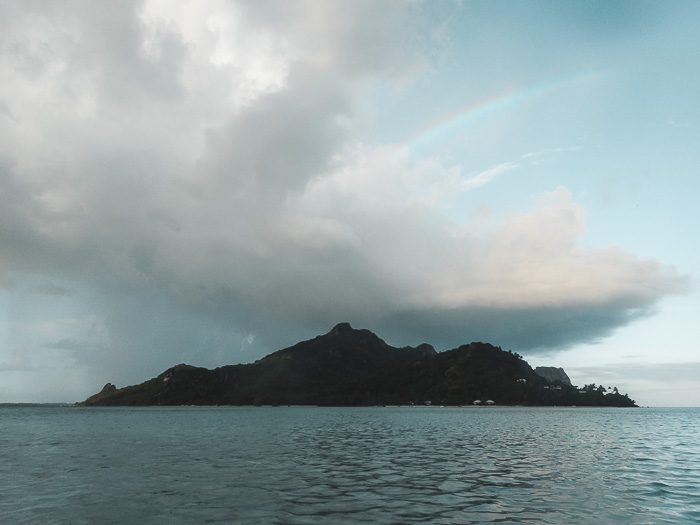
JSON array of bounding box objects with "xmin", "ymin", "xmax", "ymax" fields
[{"xmin": 1, "ymin": 405, "xmax": 699, "ymax": 524}]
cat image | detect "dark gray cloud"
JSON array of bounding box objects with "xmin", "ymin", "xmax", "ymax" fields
[{"xmin": 378, "ymin": 303, "xmax": 658, "ymax": 353}]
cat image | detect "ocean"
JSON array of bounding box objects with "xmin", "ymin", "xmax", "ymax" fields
[{"xmin": 1, "ymin": 405, "xmax": 698, "ymax": 524}]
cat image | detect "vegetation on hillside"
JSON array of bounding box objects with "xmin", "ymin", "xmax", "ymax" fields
[{"xmin": 78, "ymin": 323, "xmax": 636, "ymax": 407}]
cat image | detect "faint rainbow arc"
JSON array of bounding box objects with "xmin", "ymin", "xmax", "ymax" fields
[{"xmin": 403, "ymin": 66, "xmax": 608, "ymax": 154}]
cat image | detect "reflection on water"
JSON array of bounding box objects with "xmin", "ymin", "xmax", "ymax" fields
[{"xmin": 1, "ymin": 406, "xmax": 699, "ymax": 524}]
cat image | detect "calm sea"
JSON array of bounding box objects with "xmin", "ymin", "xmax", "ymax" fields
[{"xmin": 1, "ymin": 405, "xmax": 699, "ymax": 524}]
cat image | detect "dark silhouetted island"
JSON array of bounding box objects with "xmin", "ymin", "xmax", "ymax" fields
[{"xmin": 77, "ymin": 323, "xmax": 637, "ymax": 407}]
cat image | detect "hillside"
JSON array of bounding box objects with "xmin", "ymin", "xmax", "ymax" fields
[{"xmin": 78, "ymin": 323, "xmax": 636, "ymax": 407}]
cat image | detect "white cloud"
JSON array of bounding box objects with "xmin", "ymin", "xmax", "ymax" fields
[{"xmin": 461, "ymin": 161, "xmax": 521, "ymax": 190}]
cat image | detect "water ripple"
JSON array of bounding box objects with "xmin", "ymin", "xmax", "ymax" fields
[{"xmin": 1, "ymin": 406, "xmax": 699, "ymax": 524}]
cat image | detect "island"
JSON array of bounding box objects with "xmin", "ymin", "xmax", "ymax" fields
[{"xmin": 77, "ymin": 323, "xmax": 636, "ymax": 407}]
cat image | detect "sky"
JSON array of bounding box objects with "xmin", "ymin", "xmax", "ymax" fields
[{"xmin": 1, "ymin": 0, "xmax": 699, "ymax": 406}]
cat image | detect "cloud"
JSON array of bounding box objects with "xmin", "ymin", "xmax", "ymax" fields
[
  {"xmin": 454, "ymin": 148, "xmax": 583, "ymax": 193},
  {"xmin": 461, "ymin": 161, "xmax": 521, "ymax": 190},
  {"xmin": 286, "ymin": 152, "xmax": 686, "ymax": 349},
  {"xmin": 0, "ymin": 1, "xmax": 689, "ymax": 397},
  {"xmin": 32, "ymin": 283, "xmax": 74, "ymax": 296}
]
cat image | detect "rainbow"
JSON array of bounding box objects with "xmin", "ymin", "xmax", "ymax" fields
[{"xmin": 403, "ymin": 66, "xmax": 608, "ymax": 155}]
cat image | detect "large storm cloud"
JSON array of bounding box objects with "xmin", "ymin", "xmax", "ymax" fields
[{"xmin": 0, "ymin": 1, "xmax": 688, "ymax": 398}]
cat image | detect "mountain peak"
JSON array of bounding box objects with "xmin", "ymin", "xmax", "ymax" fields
[{"xmin": 328, "ymin": 322, "xmax": 354, "ymax": 336}]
